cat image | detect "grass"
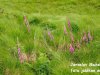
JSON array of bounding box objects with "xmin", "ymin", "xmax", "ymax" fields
[{"xmin": 0, "ymin": 0, "xmax": 100, "ymax": 75}]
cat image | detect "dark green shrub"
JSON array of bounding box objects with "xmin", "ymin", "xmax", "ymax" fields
[
  {"xmin": 71, "ymin": 22, "xmax": 79, "ymax": 33},
  {"xmin": 29, "ymin": 17, "xmax": 41, "ymax": 25},
  {"xmin": 41, "ymin": 22, "xmax": 56, "ymax": 30},
  {"xmin": 33, "ymin": 61, "xmax": 52, "ymax": 75}
]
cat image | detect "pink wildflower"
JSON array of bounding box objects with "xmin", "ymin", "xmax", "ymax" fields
[
  {"xmin": 64, "ymin": 25, "xmax": 67, "ymax": 35},
  {"xmin": 18, "ymin": 47, "xmax": 21, "ymax": 57},
  {"xmin": 88, "ymin": 31, "xmax": 93, "ymax": 41},
  {"xmin": 67, "ymin": 19, "xmax": 72, "ymax": 31},
  {"xmin": 69, "ymin": 44, "xmax": 74, "ymax": 53},
  {"xmin": 17, "ymin": 38, "xmax": 24, "ymax": 63},
  {"xmin": 17, "ymin": 46, "xmax": 23, "ymax": 63},
  {"xmin": 24, "ymin": 15, "xmax": 30, "ymax": 32},
  {"xmin": 70, "ymin": 32, "xmax": 74, "ymax": 43},
  {"xmin": 21, "ymin": 53, "xmax": 28, "ymax": 63},
  {"xmin": 82, "ymin": 32, "xmax": 88, "ymax": 43},
  {"xmin": 47, "ymin": 30, "xmax": 54, "ymax": 40},
  {"xmin": 20, "ymin": 54, "xmax": 24, "ymax": 63},
  {"xmin": 68, "ymin": 19, "xmax": 70, "ymax": 28},
  {"xmin": 76, "ymin": 40, "xmax": 81, "ymax": 49}
]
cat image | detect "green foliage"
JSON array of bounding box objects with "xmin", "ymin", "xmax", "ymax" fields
[
  {"xmin": 33, "ymin": 53, "xmax": 52, "ymax": 75},
  {"xmin": 41, "ymin": 22, "xmax": 56, "ymax": 30},
  {"xmin": 71, "ymin": 22, "xmax": 79, "ymax": 33},
  {"xmin": 0, "ymin": 0, "xmax": 100, "ymax": 75},
  {"xmin": 30, "ymin": 17, "xmax": 41, "ymax": 25},
  {"xmin": 34, "ymin": 62, "xmax": 52, "ymax": 75}
]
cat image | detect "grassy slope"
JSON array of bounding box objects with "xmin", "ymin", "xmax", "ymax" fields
[{"xmin": 0, "ymin": 0, "xmax": 100, "ymax": 75}]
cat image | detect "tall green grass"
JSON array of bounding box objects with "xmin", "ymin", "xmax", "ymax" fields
[{"xmin": 0, "ymin": 0, "xmax": 100, "ymax": 75}]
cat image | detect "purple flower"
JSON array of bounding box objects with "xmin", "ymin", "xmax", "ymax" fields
[
  {"xmin": 82, "ymin": 32, "xmax": 88, "ymax": 42},
  {"xmin": 82, "ymin": 33, "xmax": 86, "ymax": 41},
  {"xmin": 76, "ymin": 40, "xmax": 81, "ymax": 49},
  {"xmin": 20, "ymin": 54, "xmax": 24, "ymax": 63},
  {"xmin": 24, "ymin": 15, "xmax": 30, "ymax": 32},
  {"xmin": 69, "ymin": 44, "xmax": 74, "ymax": 53},
  {"xmin": 18, "ymin": 47, "xmax": 21, "ymax": 57},
  {"xmin": 70, "ymin": 32, "xmax": 74, "ymax": 42},
  {"xmin": 17, "ymin": 46, "xmax": 23, "ymax": 63},
  {"xmin": 68, "ymin": 19, "xmax": 71, "ymax": 28},
  {"xmin": 64, "ymin": 25, "xmax": 67, "ymax": 35},
  {"xmin": 17, "ymin": 38, "xmax": 24, "ymax": 63},
  {"xmin": 47, "ymin": 30, "xmax": 54, "ymax": 40},
  {"xmin": 67, "ymin": 19, "xmax": 72, "ymax": 31},
  {"xmin": 20, "ymin": 53, "xmax": 28, "ymax": 63},
  {"xmin": 17, "ymin": 47, "xmax": 25, "ymax": 63},
  {"xmin": 88, "ymin": 31, "xmax": 93, "ymax": 41}
]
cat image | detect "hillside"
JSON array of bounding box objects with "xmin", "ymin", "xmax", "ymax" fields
[{"xmin": 0, "ymin": 0, "xmax": 100, "ymax": 75}]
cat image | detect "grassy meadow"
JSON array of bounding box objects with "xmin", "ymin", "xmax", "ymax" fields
[{"xmin": 0, "ymin": 0, "xmax": 100, "ymax": 75}]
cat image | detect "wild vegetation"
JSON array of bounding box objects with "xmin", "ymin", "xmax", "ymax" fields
[{"xmin": 0, "ymin": 0, "xmax": 100, "ymax": 75}]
